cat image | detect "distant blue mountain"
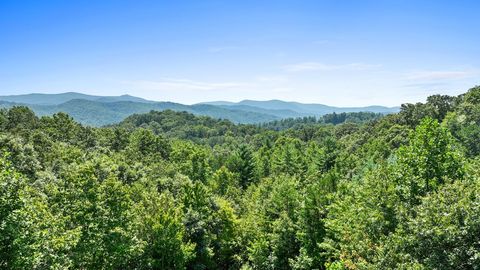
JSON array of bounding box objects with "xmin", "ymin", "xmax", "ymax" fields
[
  {"xmin": 0, "ymin": 92, "xmax": 151, "ymax": 105},
  {"xmin": 201, "ymin": 99, "xmax": 399, "ymax": 118},
  {"xmin": 0, "ymin": 95, "xmax": 279, "ymax": 126},
  {"xmin": 215, "ymin": 104, "xmax": 303, "ymax": 118},
  {"xmin": 0, "ymin": 92, "xmax": 399, "ymax": 126}
]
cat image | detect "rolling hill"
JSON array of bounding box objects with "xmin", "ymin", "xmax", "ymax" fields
[
  {"xmin": 0, "ymin": 92, "xmax": 151, "ymax": 105},
  {"xmin": 0, "ymin": 92, "xmax": 399, "ymax": 126},
  {"xmin": 201, "ymin": 99, "xmax": 399, "ymax": 117},
  {"xmin": 0, "ymin": 98, "xmax": 280, "ymax": 126}
]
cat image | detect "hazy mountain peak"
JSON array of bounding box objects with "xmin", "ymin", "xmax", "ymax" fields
[
  {"xmin": 0, "ymin": 92, "xmax": 151, "ymax": 105},
  {"xmin": 0, "ymin": 92, "xmax": 399, "ymax": 126},
  {"xmin": 200, "ymin": 99, "xmax": 398, "ymax": 116}
]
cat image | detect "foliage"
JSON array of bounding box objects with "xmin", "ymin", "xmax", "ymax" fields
[{"xmin": 0, "ymin": 86, "xmax": 479, "ymax": 269}]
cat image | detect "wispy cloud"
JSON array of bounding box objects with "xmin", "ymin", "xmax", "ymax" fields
[
  {"xmin": 405, "ymin": 70, "xmax": 476, "ymax": 81},
  {"xmin": 122, "ymin": 78, "xmax": 246, "ymax": 91},
  {"xmin": 282, "ymin": 62, "xmax": 381, "ymax": 72},
  {"xmin": 402, "ymin": 69, "xmax": 480, "ymax": 89},
  {"xmin": 256, "ymin": 75, "xmax": 288, "ymax": 82},
  {"xmin": 402, "ymin": 82, "xmax": 451, "ymax": 88},
  {"xmin": 271, "ymin": 87, "xmax": 292, "ymax": 93}
]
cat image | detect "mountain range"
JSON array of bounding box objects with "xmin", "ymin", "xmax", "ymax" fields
[
  {"xmin": 202, "ymin": 99, "xmax": 399, "ymax": 118},
  {"xmin": 0, "ymin": 92, "xmax": 399, "ymax": 126}
]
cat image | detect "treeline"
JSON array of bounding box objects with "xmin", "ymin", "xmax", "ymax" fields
[
  {"xmin": 0, "ymin": 86, "xmax": 480, "ymax": 269},
  {"xmin": 261, "ymin": 111, "xmax": 384, "ymax": 130}
]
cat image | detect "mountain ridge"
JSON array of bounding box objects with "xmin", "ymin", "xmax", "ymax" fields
[
  {"xmin": 0, "ymin": 92, "xmax": 152, "ymax": 105},
  {"xmin": 0, "ymin": 92, "xmax": 399, "ymax": 126},
  {"xmin": 200, "ymin": 99, "xmax": 399, "ymax": 116},
  {"xmin": 0, "ymin": 98, "xmax": 280, "ymax": 126}
]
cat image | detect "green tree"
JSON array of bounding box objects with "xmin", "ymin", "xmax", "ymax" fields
[
  {"xmin": 294, "ymin": 174, "xmax": 337, "ymax": 269},
  {"xmin": 376, "ymin": 178, "xmax": 480, "ymax": 269},
  {"xmin": 11, "ymin": 160, "xmax": 142, "ymax": 269},
  {"xmin": 171, "ymin": 141, "xmax": 211, "ymax": 183},
  {"xmin": 394, "ymin": 117, "xmax": 464, "ymax": 206},
  {"xmin": 40, "ymin": 112, "xmax": 82, "ymax": 143},
  {"xmin": 127, "ymin": 128, "xmax": 171, "ymax": 161},
  {"xmin": 241, "ymin": 175, "xmax": 301, "ymax": 270},
  {"xmin": 130, "ymin": 183, "xmax": 194, "ymax": 269},
  {"xmin": 236, "ymin": 144, "xmax": 256, "ymax": 189},
  {"xmin": 324, "ymin": 166, "xmax": 399, "ymax": 269},
  {"xmin": 6, "ymin": 106, "xmax": 39, "ymax": 133},
  {"xmin": 0, "ymin": 153, "xmax": 25, "ymax": 269},
  {"xmin": 210, "ymin": 166, "xmax": 241, "ymax": 200},
  {"xmin": 271, "ymin": 137, "xmax": 307, "ymax": 177}
]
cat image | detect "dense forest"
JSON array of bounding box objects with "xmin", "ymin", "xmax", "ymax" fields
[
  {"xmin": 0, "ymin": 92, "xmax": 397, "ymax": 126},
  {"xmin": 1, "ymin": 86, "xmax": 480, "ymax": 269}
]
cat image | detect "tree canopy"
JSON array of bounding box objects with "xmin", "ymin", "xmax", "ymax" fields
[{"xmin": 1, "ymin": 86, "xmax": 480, "ymax": 269}]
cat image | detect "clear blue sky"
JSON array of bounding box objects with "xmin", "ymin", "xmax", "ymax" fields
[{"xmin": 1, "ymin": 0, "xmax": 479, "ymax": 106}]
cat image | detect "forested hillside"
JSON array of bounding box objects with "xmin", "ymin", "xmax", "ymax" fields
[
  {"xmin": 0, "ymin": 99, "xmax": 281, "ymax": 126},
  {"xmin": 1, "ymin": 86, "xmax": 480, "ymax": 269},
  {"xmin": 0, "ymin": 92, "xmax": 398, "ymax": 126},
  {"xmin": 202, "ymin": 99, "xmax": 398, "ymax": 116},
  {"xmin": 0, "ymin": 92, "xmax": 152, "ymax": 105}
]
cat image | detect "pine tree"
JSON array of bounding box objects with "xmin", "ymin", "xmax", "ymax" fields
[{"xmin": 237, "ymin": 144, "xmax": 256, "ymax": 189}]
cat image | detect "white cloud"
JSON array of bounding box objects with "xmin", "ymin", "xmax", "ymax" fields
[
  {"xmin": 405, "ymin": 70, "xmax": 477, "ymax": 81},
  {"xmin": 402, "ymin": 82, "xmax": 450, "ymax": 88},
  {"xmin": 282, "ymin": 62, "xmax": 381, "ymax": 72},
  {"xmin": 256, "ymin": 75, "xmax": 288, "ymax": 82},
  {"xmin": 271, "ymin": 87, "xmax": 292, "ymax": 93}
]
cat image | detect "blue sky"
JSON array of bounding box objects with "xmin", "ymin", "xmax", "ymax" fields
[{"xmin": 1, "ymin": 0, "xmax": 479, "ymax": 106}]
